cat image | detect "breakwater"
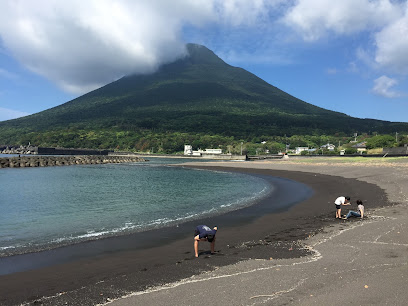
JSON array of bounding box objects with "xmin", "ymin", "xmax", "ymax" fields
[{"xmin": 0, "ymin": 155, "xmax": 146, "ymax": 169}]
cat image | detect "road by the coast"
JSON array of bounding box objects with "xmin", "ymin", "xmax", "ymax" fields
[{"xmin": 106, "ymin": 160, "xmax": 408, "ymax": 306}]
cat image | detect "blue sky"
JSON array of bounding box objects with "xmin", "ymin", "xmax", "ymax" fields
[{"xmin": 0, "ymin": 0, "xmax": 407, "ymax": 123}]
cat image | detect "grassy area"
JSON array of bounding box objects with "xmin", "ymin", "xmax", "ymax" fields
[{"xmin": 367, "ymin": 148, "xmax": 383, "ymax": 154}]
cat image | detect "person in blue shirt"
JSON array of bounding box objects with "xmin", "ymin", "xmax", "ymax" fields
[{"xmin": 194, "ymin": 225, "xmax": 217, "ymax": 258}]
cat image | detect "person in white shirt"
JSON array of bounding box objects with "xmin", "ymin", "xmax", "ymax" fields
[
  {"xmin": 334, "ymin": 196, "xmax": 351, "ymax": 219},
  {"xmin": 343, "ymin": 200, "xmax": 364, "ymax": 219}
]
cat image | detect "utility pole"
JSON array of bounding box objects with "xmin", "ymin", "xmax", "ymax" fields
[
  {"xmin": 396, "ymin": 132, "xmax": 399, "ymax": 142},
  {"xmin": 241, "ymin": 142, "xmax": 243, "ymax": 155}
]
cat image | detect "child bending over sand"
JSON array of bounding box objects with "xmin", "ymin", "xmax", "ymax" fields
[
  {"xmin": 194, "ymin": 225, "xmax": 217, "ymax": 258},
  {"xmin": 334, "ymin": 196, "xmax": 351, "ymax": 219}
]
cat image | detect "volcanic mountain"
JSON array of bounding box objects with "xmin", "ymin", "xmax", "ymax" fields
[{"xmin": 0, "ymin": 43, "xmax": 407, "ymax": 147}]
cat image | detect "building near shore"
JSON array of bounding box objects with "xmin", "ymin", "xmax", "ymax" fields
[
  {"xmin": 295, "ymin": 147, "xmax": 309, "ymax": 154},
  {"xmin": 320, "ymin": 143, "xmax": 336, "ymax": 151},
  {"xmin": 184, "ymin": 145, "xmax": 222, "ymax": 156},
  {"xmin": 352, "ymin": 142, "xmax": 367, "ymax": 154}
]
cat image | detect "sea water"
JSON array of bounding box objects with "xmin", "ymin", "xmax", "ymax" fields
[{"xmin": 0, "ymin": 158, "xmax": 271, "ymax": 256}]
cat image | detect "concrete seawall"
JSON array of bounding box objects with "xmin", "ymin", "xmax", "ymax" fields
[{"xmin": 0, "ymin": 155, "xmax": 146, "ymax": 169}]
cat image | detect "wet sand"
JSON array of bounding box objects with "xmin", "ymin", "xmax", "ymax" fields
[{"xmin": 0, "ymin": 160, "xmax": 400, "ymax": 305}]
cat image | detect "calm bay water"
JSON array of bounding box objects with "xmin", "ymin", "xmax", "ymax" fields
[{"xmin": 0, "ymin": 158, "xmax": 271, "ymax": 256}]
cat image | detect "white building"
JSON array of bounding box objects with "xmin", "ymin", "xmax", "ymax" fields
[
  {"xmin": 184, "ymin": 145, "xmax": 193, "ymax": 155},
  {"xmin": 203, "ymin": 148, "xmax": 223, "ymax": 154},
  {"xmin": 184, "ymin": 145, "xmax": 222, "ymax": 156},
  {"xmin": 295, "ymin": 147, "xmax": 309, "ymax": 154},
  {"xmin": 320, "ymin": 143, "xmax": 336, "ymax": 151}
]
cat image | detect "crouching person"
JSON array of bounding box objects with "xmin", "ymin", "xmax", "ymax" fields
[{"xmin": 194, "ymin": 225, "xmax": 217, "ymax": 258}]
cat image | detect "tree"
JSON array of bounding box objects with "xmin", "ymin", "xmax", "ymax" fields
[
  {"xmin": 268, "ymin": 142, "xmax": 285, "ymax": 154},
  {"xmin": 366, "ymin": 135, "xmax": 395, "ymax": 149},
  {"xmin": 345, "ymin": 148, "xmax": 357, "ymax": 154}
]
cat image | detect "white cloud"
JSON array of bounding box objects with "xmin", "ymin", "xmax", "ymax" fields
[
  {"xmin": 375, "ymin": 4, "xmax": 408, "ymax": 74},
  {"xmin": 326, "ymin": 68, "xmax": 338, "ymax": 75},
  {"xmin": 283, "ymin": 0, "xmax": 402, "ymax": 41},
  {"xmin": 0, "ymin": 107, "xmax": 31, "ymax": 121},
  {"xmin": 214, "ymin": 0, "xmax": 285, "ymax": 27},
  {"xmin": 0, "ymin": 0, "xmax": 215, "ymax": 94},
  {"xmin": 0, "ymin": 0, "xmax": 285, "ymax": 95},
  {"xmin": 0, "ymin": 0, "xmax": 407, "ymax": 97},
  {"xmin": 283, "ymin": 0, "xmax": 408, "ymax": 95},
  {"xmin": 372, "ymin": 75, "xmax": 400, "ymax": 98},
  {"xmin": 347, "ymin": 62, "xmax": 359, "ymax": 74},
  {"xmin": 0, "ymin": 68, "xmax": 18, "ymax": 80}
]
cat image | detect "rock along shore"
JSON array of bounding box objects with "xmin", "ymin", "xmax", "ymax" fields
[{"xmin": 0, "ymin": 155, "xmax": 146, "ymax": 169}]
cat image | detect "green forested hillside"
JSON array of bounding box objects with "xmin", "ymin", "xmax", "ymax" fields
[{"xmin": 0, "ymin": 43, "xmax": 407, "ymax": 152}]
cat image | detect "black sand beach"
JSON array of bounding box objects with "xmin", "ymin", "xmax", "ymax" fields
[{"xmin": 0, "ymin": 165, "xmax": 389, "ymax": 305}]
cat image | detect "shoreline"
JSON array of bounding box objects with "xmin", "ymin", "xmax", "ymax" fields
[
  {"xmin": 0, "ymin": 169, "xmax": 309, "ymax": 266},
  {"xmin": 0, "ymin": 162, "xmax": 393, "ymax": 305}
]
